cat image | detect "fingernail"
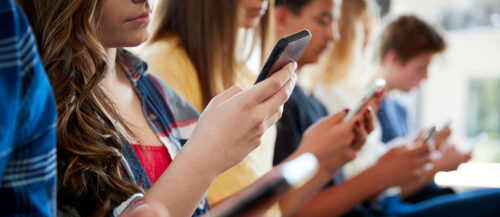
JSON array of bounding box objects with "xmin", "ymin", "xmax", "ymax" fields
[
  {"xmin": 355, "ymin": 120, "xmax": 360, "ymax": 127},
  {"xmin": 292, "ymin": 62, "xmax": 298, "ymax": 70},
  {"xmin": 344, "ymin": 108, "xmax": 350, "ymax": 113}
]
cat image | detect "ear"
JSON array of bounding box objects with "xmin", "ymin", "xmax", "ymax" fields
[
  {"xmin": 274, "ymin": 6, "xmax": 291, "ymax": 33},
  {"xmin": 383, "ymin": 50, "xmax": 401, "ymax": 67}
]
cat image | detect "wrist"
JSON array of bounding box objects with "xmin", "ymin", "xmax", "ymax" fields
[
  {"xmin": 180, "ymin": 140, "xmax": 220, "ymax": 183},
  {"xmin": 363, "ymin": 165, "xmax": 390, "ymax": 192}
]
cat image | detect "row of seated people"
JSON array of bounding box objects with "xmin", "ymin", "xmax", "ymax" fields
[{"xmin": 1, "ymin": 0, "xmax": 500, "ymax": 216}]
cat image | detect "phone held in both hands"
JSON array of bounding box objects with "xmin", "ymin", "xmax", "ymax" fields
[
  {"xmin": 342, "ymin": 78, "xmax": 386, "ymax": 122},
  {"xmin": 255, "ymin": 29, "xmax": 312, "ymax": 84},
  {"xmin": 207, "ymin": 153, "xmax": 319, "ymax": 217}
]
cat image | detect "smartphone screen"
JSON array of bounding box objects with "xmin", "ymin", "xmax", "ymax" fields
[{"xmin": 255, "ymin": 29, "xmax": 311, "ymax": 84}]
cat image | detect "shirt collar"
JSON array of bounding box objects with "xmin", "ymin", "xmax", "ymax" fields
[{"xmin": 117, "ymin": 48, "xmax": 149, "ymax": 85}]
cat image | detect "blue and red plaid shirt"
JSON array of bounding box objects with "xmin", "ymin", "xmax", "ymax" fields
[{"xmin": 112, "ymin": 49, "xmax": 209, "ymax": 217}]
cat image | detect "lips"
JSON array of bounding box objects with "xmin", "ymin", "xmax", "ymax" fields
[{"xmin": 127, "ymin": 12, "xmax": 150, "ymax": 25}]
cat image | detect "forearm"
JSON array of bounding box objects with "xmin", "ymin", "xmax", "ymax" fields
[
  {"xmin": 290, "ymin": 166, "xmax": 387, "ymax": 217},
  {"xmin": 279, "ymin": 161, "xmax": 339, "ymax": 217},
  {"xmin": 144, "ymin": 144, "xmax": 217, "ymax": 217}
]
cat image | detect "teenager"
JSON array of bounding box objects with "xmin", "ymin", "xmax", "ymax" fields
[
  {"xmin": 17, "ymin": 0, "xmax": 370, "ymax": 216},
  {"xmin": 17, "ymin": 0, "xmax": 296, "ymax": 216},
  {"xmin": 142, "ymin": 0, "xmax": 374, "ymax": 216},
  {"xmin": 274, "ymin": 1, "xmax": 500, "ymax": 216}
]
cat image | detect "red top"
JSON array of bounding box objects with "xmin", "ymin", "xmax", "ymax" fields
[{"xmin": 131, "ymin": 144, "xmax": 172, "ymax": 184}]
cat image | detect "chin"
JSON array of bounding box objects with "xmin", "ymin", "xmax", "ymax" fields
[
  {"xmin": 128, "ymin": 33, "xmax": 149, "ymax": 47},
  {"xmin": 245, "ymin": 19, "xmax": 260, "ymax": 29}
]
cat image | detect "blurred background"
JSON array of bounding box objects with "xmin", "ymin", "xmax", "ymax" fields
[
  {"xmin": 376, "ymin": 0, "xmax": 500, "ymax": 189},
  {"xmin": 377, "ymin": 0, "xmax": 500, "ymax": 163}
]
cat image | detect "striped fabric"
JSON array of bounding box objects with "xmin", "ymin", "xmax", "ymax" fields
[
  {"xmin": 111, "ymin": 49, "xmax": 209, "ymax": 217},
  {"xmin": 0, "ymin": 0, "xmax": 58, "ymax": 216}
]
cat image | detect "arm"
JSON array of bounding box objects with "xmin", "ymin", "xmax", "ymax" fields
[
  {"xmin": 400, "ymin": 145, "xmax": 471, "ymax": 199},
  {"xmin": 142, "ymin": 63, "xmax": 298, "ymax": 217},
  {"xmin": 291, "ymin": 166, "xmax": 386, "ymax": 217},
  {"xmin": 290, "ymin": 144, "xmax": 432, "ymax": 217},
  {"xmin": 279, "ymin": 108, "xmax": 376, "ymax": 216}
]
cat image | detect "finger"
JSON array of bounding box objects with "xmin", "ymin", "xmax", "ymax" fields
[
  {"xmin": 260, "ymin": 72, "xmax": 296, "ymax": 114},
  {"xmin": 351, "ymin": 120, "xmax": 367, "ymax": 151},
  {"xmin": 323, "ymin": 109, "xmax": 350, "ymax": 127},
  {"xmin": 414, "ymin": 156, "xmax": 432, "ymax": 167},
  {"xmin": 263, "ymin": 106, "xmax": 284, "ymax": 129},
  {"xmin": 363, "ymin": 106, "xmax": 375, "ymax": 133},
  {"xmin": 250, "ymin": 62, "xmax": 297, "ymax": 103},
  {"xmin": 413, "ymin": 130, "xmax": 427, "ymax": 143},
  {"xmin": 410, "ymin": 143, "xmax": 431, "ymax": 156},
  {"xmin": 209, "ymin": 85, "xmax": 244, "ymax": 107}
]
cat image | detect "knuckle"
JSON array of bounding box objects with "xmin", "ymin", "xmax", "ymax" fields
[
  {"xmin": 279, "ymin": 91, "xmax": 289, "ymax": 103},
  {"xmin": 232, "ymin": 85, "xmax": 243, "ymax": 92},
  {"xmin": 276, "ymin": 110, "xmax": 283, "ymax": 120},
  {"xmin": 251, "ymin": 116, "xmax": 265, "ymax": 128},
  {"xmin": 271, "ymin": 79, "xmax": 282, "ymax": 91}
]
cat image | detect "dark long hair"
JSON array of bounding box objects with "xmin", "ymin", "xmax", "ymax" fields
[
  {"xmin": 149, "ymin": 0, "xmax": 274, "ymax": 108},
  {"xmin": 16, "ymin": 0, "xmax": 142, "ymax": 216}
]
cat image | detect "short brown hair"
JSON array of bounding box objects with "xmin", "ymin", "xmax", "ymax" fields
[{"xmin": 379, "ymin": 15, "xmax": 446, "ymax": 63}]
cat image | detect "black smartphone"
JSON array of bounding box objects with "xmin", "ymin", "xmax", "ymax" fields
[
  {"xmin": 254, "ymin": 29, "xmax": 312, "ymax": 84},
  {"xmin": 206, "ymin": 153, "xmax": 318, "ymax": 217}
]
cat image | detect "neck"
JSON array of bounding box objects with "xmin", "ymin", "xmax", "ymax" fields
[{"xmin": 100, "ymin": 47, "xmax": 120, "ymax": 88}]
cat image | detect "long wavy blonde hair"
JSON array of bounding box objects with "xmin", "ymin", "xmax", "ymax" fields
[
  {"xmin": 149, "ymin": 0, "xmax": 274, "ymax": 108},
  {"xmin": 17, "ymin": 0, "xmax": 142, "ymax": 216},
  {"xmin": 315, "ymin": 0, "xmax": 379, "ymax": 86}
]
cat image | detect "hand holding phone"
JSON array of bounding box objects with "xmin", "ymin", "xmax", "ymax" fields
[
  {"xmin": 414, "ymin": 126, "xmax": 437, "ymax": 149},
  {"xmin": 255, "ymin": 29, "xmax": 311, "ymax": 84},
  {"xmin": 342, "ymin": 78, "xmax": 386, "ymax": 122}
]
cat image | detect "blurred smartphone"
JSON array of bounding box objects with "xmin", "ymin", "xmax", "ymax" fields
[
  {"xmin": 207, "ymin": 153, "xmax": 318, "ymax": 217},
  {"xmin": 420, "ymin": 126, "xmax": 437, "ymax": 145},
  {"xmin": 254, "ymin": 29, "xmax": 311, "ymax": 84},
  {"xmin": 413, "ymin": 126, "xmax": 437, "ymax": 153},
  {"xmin": 342, "ymin": 78, "xmax": 386, "ymax": 122}
]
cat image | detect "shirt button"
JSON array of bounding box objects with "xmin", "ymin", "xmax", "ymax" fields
[{"xmin": 149, "ymin": 114, "xmax": 157, "ymax": 121}]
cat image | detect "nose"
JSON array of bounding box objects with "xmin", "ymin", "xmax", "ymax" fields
[{"xmin": 132, "ymin": 0, "xmax": 153, "ymax": 10}]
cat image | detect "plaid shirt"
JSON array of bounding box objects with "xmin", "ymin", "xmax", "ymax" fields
[
  {"xmin": 0, "ymin": 0, "xmax": 57, "ymax": 216},
  {"xmin": 111, "ymin": 49, "xmax": 209, "ymax": 217}
]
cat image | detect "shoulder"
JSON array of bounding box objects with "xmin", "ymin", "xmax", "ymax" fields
[
  {"xmin": 144, "ymin": 73, "xmax": 200, "ymax": 137},
  {"xmin": 145, "ymin": 73, "xmax": 199, "ymax": 119}
]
